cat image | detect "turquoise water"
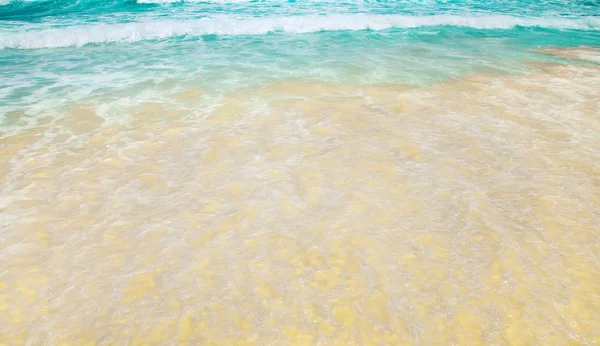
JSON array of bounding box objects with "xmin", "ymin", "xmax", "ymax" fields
[
  {"xmin": 1, "ymin": 0, "xmax": 599, "ymax": 124},
  {"xmin": 2, "ymin": 1, "xmax": 600, "ymax": 344}
]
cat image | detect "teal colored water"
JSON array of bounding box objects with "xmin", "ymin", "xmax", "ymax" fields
[
  {"xmin": 1, "ymin": 0, "xmax": 599, "ymax": 123},
  {"xmin": 2, "ymin": 2, "xmax": 600, "ymax": 344}
]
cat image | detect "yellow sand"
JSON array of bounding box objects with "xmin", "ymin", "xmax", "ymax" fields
[{"xmin": 0, "ymin": 59, "xmax": 599, "ymax": 344}]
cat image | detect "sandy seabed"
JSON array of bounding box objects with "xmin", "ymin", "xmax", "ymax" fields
[{"xmin": 0, "ymin": 48, "xmax": 599, "ymax": 345}]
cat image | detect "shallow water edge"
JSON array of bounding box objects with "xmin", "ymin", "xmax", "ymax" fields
[{"xmin": 0, "ymin": 49, "xmax": 599, "ymax": 344}]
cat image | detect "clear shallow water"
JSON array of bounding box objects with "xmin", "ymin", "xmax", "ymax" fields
[
  {"xmin": 1, "ymin": 0, "xmax": 600, "ymax": 344},
  {"xmin": 1, "ymin": 0, "xmax": 600, "ymax": 122}
]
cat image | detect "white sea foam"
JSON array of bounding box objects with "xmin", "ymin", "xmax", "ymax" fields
[{"xmin": 1, "ymin": 14, "xmax": 599, "ymax": 49}]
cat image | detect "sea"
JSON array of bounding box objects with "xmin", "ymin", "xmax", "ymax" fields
[{"xmin": 1, "ymin": 0, "xmax": 599, "ymax": 344}]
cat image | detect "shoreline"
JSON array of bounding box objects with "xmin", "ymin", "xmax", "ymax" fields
[{"xmin": 1, "ymin": 50, "xmax": 599, "ymax": 344}]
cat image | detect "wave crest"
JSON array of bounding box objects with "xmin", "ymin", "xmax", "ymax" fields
[{"xmin": 2, "ymin": 14, "xmax": 599, "ymax": 49}]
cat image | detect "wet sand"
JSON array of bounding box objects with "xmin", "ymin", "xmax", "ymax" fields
[{"xmin": 0, "ymin": 51, "xmax": 599, "ymax": 344}]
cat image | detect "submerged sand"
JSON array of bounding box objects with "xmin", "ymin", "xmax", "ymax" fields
[{"xmin": 0, "ymin": 50, "xmax": 599, "ymax": 344}]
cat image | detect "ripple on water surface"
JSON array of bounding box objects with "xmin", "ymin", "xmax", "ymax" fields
[{"xmin": 0, "ymin": 52, "xmax": 599, "ymax": 344}]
